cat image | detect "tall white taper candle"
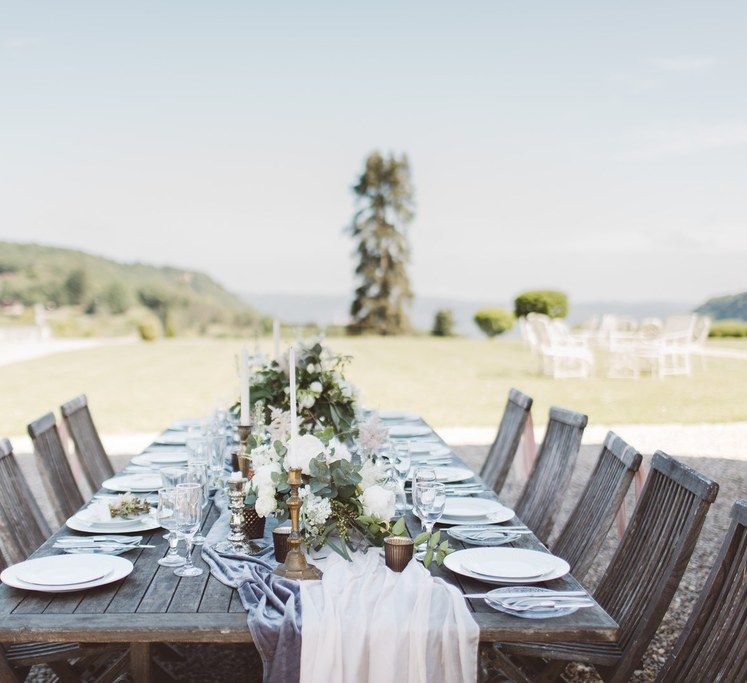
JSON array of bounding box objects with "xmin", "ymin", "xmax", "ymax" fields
[
  {"xmin": 273, "ymin": 319, "xmax": 281, "ymax": 360},
  {"xmin": 289, "ymin": 346, "xmax": 298, "ymax": 440},
  {"xmin": 240, "ymin": 346, "xmax": 250, "ymax": 425}
]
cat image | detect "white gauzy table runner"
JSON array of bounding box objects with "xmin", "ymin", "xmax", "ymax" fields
[{"xmin": 299, "ymin": 550, "xmax": 479, "ymax": 683}]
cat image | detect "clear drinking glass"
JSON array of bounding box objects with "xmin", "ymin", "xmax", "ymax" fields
[
  {"xmin": 185, "ymin": 463, "xmax": 209, "ymax": 546},
  {"xmin": 161, "ymin": 467, "xmax": 188, "ymax": 489},
  {"xmin": 174, "ymin": 483, "xmax": 203, "ymax": 577},
  {"xmin": 157, "ymin": 488, "xmax": 185, "ymax": 567},
  {"xmin": 414, "ymin": 482, "xmax": 446, "ymax": 533},
  {"xmin": 392, "ymin": 444, "xmax": 412, "ymax": 514},
  {"xmin": 412, "ymin": 466, "xmax": 437, "ymax": 545}
]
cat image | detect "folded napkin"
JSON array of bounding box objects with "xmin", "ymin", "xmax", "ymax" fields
[
  {"xmin": 202, "ymin": 499, "xmax": 302, "ymax": 683},
  {"xmin": 299, "ymin": 551, "xmax": 479, "ymax": 683}
]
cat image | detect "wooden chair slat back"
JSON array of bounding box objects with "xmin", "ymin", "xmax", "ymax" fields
[
  {"xmin": 514, "ymin": 406, "xmax": 587, "ymax": 543},
  {"xmin": 594, "ymin": 451, "xmax": 718, "ymax": 683},
  {"xmin": 552, "ymin": 431, "xmax": 642, "ymax": 579},
  {"xmin": 27, "ymin": 413, "xmax": 84, "ymax": 525},
  {"xmin": 479, "ymin": 388, "xmax": 533, "ymax": 494},
  {"xmin": 0, "ymin": 438, "xmax": 52, "ymax": 566},
  {"xmin": 656, "ymin": 499, "xmax": 747, "ymax": 682},
  {"xmin": 60, "ymin": 394, "xmax": 114, "ymax": 490}
]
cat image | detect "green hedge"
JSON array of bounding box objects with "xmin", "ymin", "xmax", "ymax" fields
[
  {"xmin": 514, "ymin": 290, "xmax": 568, "ymax": 318},
  {"xmin": 709, "ymin": 319, "xmax": 747, "ymax": 338},
  {"xmin": 431, "ymin": 309, "xmax": 455, "ymax": 337},
  {"xmin": 474, "ymin": 308, "xmax": 515, "ymax": 337}
]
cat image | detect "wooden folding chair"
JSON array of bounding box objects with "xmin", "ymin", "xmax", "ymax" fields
[
  {"xmin": 61, "ymin": 394, "xmax": 115, "ymax": 491},
  {"xmin": 551, "ymin": 431, "xmax": 642, "ymax": 580},
  {"xmin": 479, "ymin": 388, "xmax": 533, "ymax": 496},
  {"xmin": 513, "ymin": 406, "xmax": 587, "ymax": 543}
]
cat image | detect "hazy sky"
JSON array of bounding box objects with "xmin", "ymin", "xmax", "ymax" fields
[{"xmin": 2, "ymin": 1, "xmax": 746, "ymax": 305}]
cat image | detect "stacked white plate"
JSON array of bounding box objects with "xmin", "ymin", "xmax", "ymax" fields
[
  {"xmin": 389, "ymin": 425, "xmax": 432, "ymax": 438},
  {"xmin": 378, "ymin": 410, "xmax": 420, "ymax": 422},
  {"xmin": 153, "ymin": 432, "xmax": 188, "ymax": 446},
  {"xmin": 131, "ymin": 451, "xmax": 189, "ymax": 468},
  {"xmin": 408, "ymin": 466, "xmax": 473, "ymax": 484},
  {"xmin": 68, "ymin": 507, "xmax": 160, "ymax": 534},
  {"xmin": 444, "ymin": 547, "xmax": 570, "ymax": 585},
  {"xmin": 102, "ymin": 473, "xmax": 163, "ymax": 493},
  {"xmin": 169, "ymin": 418, "xmax": 204, "ymax": 430},
  {"xmin": 439, "ymin": 498, "xmax": 515, "ymax": 525},
  {"xmin": 1, "ymin": 555, "xmax": 133, "ymax": 593},
  {"xmin": 409, "ymin": 444, "xmax": 451, "ymax": 458}
]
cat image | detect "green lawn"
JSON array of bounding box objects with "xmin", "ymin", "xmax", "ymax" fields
[{"xmin": 0, "ymin": 337, "xmax": 745, "ymax": 436}]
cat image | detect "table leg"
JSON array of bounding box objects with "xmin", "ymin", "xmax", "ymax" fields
[{"xmin": 130, "ymin": 643, "xmax": 151, "ymax": 683}]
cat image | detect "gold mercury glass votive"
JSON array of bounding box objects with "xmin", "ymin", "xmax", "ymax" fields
[
  {"xmin": 272, "ymin": 526, "xmax": 292, "ymax": 563},
  {"xmin": 384, "ymin": 536, "xmax": 414, "ymax": 572}
]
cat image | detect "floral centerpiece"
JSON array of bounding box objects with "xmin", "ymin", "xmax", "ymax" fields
[
  {"xmin": 244, "ymin": 426, "xmax": 397, "ymax": 559},
  {"xmin": 244, "ymin": 339, "xmax": 358, "ymax": 439}
]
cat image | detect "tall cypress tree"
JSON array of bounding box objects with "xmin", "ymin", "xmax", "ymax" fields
[{"xmin": 347, "ymin": 151, "xmax": 415, "ymax": 335}]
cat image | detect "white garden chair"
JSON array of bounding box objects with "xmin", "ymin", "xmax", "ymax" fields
[{"xmin": 527, "ymin": 315, "xmax": 594, "ymax": 379}]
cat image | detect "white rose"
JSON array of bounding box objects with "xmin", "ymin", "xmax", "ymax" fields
[
  {"xmin": 306, "ymin": 363, "xmax": 316, "ymax": 373},
  {"xmin": 285, "ymin": 434, "xmax": 326, "ymax": 475},
  {"xmin": 309, "ymin": 381, "xmax": 323, "ymax": 394},
  {"xmin": 360, "ymin": 458, "xmax": 387, "ymax": 489},
  {"xmin": 253, "ymin": 462, "xmax": 280, "ymax": 489},
  {"xmin": 297, "ymin": 392, "xmax": 315, "ymax": 409},
  {"xmin": 255, "ymin": 493, "xmax": 277, "ymax": 518},
  {"xmin": 327, "ymin": 439, "xmax": 352, "ymax": 464},
  {"xmin": 360, "ymin": 484, "xmax": 395, "ymax": 521}
]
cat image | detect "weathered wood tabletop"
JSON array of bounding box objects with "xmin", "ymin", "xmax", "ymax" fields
[{"xmin": 0, "ymin": 418, "xmax": 617, "ymax": 680}]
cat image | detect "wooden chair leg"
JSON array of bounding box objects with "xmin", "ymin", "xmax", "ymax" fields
[
  {"xmin": 0, "ymin": 656, "xmax": 24, "ymax": 683},
  {"xmin": 48, "ymin": 659, "xmax": 83, "ymax": 683},
  {"xmin": 129, "ymin": 643, "xmax": 151, "ymax": 683},
  {"xmin": 91, "ymin": 649, "xmax": 131, "ymax": 683}
]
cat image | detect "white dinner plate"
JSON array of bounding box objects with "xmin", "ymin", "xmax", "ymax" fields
[
  {"xmin": 444, "ymin": 548, "xmax": 570, "ymax": 585},
  {"xmin": 67, "ymin": 512, "xmax": 161, "ymax": 534},
  {"xmin": 409, "ymin": 443, "xmax": 450, "ymax": 457},
  {"xmin": 153, "ymin": 433, "xmax": 187, "ymax": 446},
  {"xmin": 465, "ymin": 558, "xmax": 552, "ymax": 580},
  {"xmin": 169, "ymin": 419, "xmax": 204, "ymax": 430},
  {"xmin": 16, "ymin": 555, "xmax": 114, "ymax": 586},
  {"xmin": 102, "ymin": 474, "xmax": 163, "ymax": 493},
  {"xmin": 389, "ymin": 425, "xmax": 432, "ymax": 438},
  {"xmin": 443, "ymin": 498, "xmax": 512, "ymax": 519},
  {"xmin": 76, "ymin": 508, "xmax": 152, "ymax": 530},
  {"xmin": 430, "ymin": 466, "xmax": 474, "ymax": 483},
  {"xmin": 378, "ymin": 411, "xmax": 420, "ymax": 421},
  {"xmin": 131, "ymin": 452, "xmax": 189, "ymax": 467},
  {"xmin": 2, "ymin": 555, "xmax": 133, "ymax": 593}
]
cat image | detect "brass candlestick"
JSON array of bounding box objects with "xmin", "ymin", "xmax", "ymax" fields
[{"xmin": 273, "ymin": 468, "xmax": 322, "ymax": 580}]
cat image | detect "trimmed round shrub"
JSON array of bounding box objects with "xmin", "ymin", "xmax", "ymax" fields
[
  {"xmin": 474, "ymin": 308, "xmax": 515, "ymax": 337},
  {"xmin": 709, "ymin": 319, "xmax": 747, "ymax": 337},
  {"xmin": 431, "ymin": 309, "xmax": 455, "ymax": 337},
  {"xmin": 137, "ymin": 320, "xmax": 160, "ymax": 341},
  {"xmin": 514, "ymin": 290, "xmax": 568, "ymax": 319}
]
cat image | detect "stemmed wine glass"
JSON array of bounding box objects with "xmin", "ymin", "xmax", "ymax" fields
[
  {"xmin": 156, "ymin": 488, "xmax": 185, "ymax": 567},
  {"xmin": 413, "ymin": 482, "xmax": 446, "ymax": 560},
  {"xmin": 185, "ymin": 463, "xmax": 209, "ymax": 546},
  {"xmin": 160, "ymin": 467, "xmax": 187, "ymax": 539},
  {"xmin": 174, "ymin": 483, "xmax": 203, "ymax": 577},
  {"xmin": 392, "ymin": 442, "xmax": 412, "ymax": 514},
  {"xmin": 412, "ymin": 467, "xmax": 437, "ymax": 547}
]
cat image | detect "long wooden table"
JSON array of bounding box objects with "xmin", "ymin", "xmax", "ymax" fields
[{"xmin": 0, "ymin": 418, "xmax": 617, "ymax": 681}]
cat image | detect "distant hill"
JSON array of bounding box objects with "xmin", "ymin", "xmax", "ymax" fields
[
  {"xmin": 0, "ymin": 241, "xmax": 264, "ymax": 336},
  {"xmin": 696, "ymin": 292, "xmax": 747, "ymax": 321}
]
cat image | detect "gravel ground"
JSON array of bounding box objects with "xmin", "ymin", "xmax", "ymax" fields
[{"xmin": 20, "ymin": 443, "xmax": 745, "ymax": 682}]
